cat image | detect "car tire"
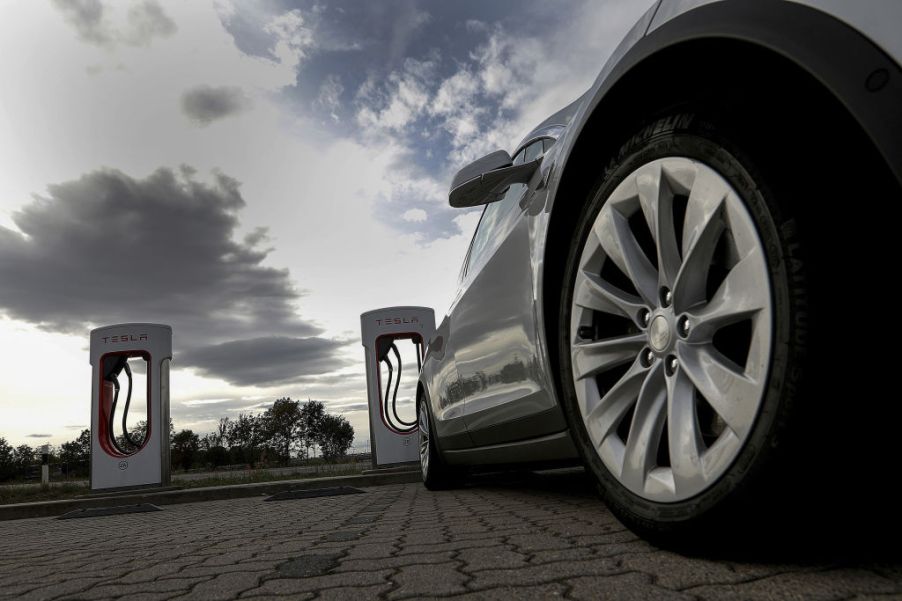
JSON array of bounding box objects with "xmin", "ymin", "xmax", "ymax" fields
[
  {"xmin": 418, "ymin": 395, "xmax": 459, "ymax": 490},
  {"xmin": 558, "ymin": 113, "xmax": 811, "ymax": 541}
]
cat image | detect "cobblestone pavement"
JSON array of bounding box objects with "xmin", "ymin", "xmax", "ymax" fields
[{"xmin": 0, "ymin": 472, "xmax": 899, "ymax": 601}]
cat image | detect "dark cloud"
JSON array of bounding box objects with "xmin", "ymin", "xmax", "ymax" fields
[
  {"xmin": 179, "ymin": 336, "xmax": 352, "ymax": 387},
  {"xmin": 125, "ymin": 1, "xmax": 177, "ymax": 46},
  {"xmin": 52, "ymin": 0, "xmax": 176, "ymax": 48},
  {"xmin": 182, "ymin": 86, "xmax": 251, "ymax": 126},
  {"xmin": 52, "ymin": 0, "xmax": 109, "ymax": 46},
  {"xmin": 0, "ymin": 166, "xmax": 332, "ymax": 385},
  {"xmin": 26, "ymin": 434, "xmax": 53, "ymax": 439}
]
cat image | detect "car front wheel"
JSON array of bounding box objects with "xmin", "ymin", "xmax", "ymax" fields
[{"xmin": 559, "ymin": 113, "xmax": 808, "ymax": 540}]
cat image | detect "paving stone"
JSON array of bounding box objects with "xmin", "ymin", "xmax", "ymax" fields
[
  {"xmin": 457, "ymin": 545, "xmax": 530, "ymax": 572},
  {"xmin": 57, "ymin": 576, "xmax": 210, "ymax": 600},
  {"xmin": 432, "ymin": 583, "xmax": 568, "ymax": 600},
  {"xmin": 467, "ymin": 558, "xmax": 624, "ymax": 590},
  {"xmin": 690, "ymin": 569, "xmax": 900, "ymax": 601},
  {"xmin": 320, "ymin": 530, "xmax": 365, "ymax": 542},
  {"xmin": 240, "ymin": 569, "xmax": 392, "ymax": 596},
  {"xmin": 568, "ymin": 572, "xmax": 696, "ymax": 601},
  {"xmin": 276, "ymin": 554, "xmax": 342, "ymax": 578},
  {"xmin": 316, "ymin": 583, "xmax": 395, "ymax": 600},
  {"xmin": 15, "ymin": 577, "xmax": 108, "ymax": 601},
  {"xmin": 333, "ymin": 551, "xmax": 454, "ymax": 573},
  {"xmin": 618, "ymin": 550, "xmax": 757, "ymax": 589},
  {"xmin": 170, "ymin": 571, "xmax": 269, "ymax": 601},
  {"xmin": 387, "ymin": 561, "xmax": 468, "ymax": 599},
  {"xmin": 506, "ymin": 532, "xmax": 575, "ymax": 553}
]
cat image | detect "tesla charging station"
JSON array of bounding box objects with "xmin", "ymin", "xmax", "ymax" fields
[
  {"xmin": 90, "ymin": 323, "xmax": 172, "ymax": 491},
  {"xmin": 361, "ymin": 307, "xmax": 435, "ymax": 468}
]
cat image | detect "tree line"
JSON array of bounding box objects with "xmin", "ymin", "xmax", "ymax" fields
[{"xmin": 0, "ymin": 397, "xmax": 355, "ymax": 482}]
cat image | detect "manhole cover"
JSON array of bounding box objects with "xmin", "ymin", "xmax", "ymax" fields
[
  {"xmin": 264, "ymin": 486, "xmax": 365, "ymax": 502},
  {"xmin": 278, "ymin": 554, "xmax": 342, "ymax": 578},
  {"xmin": 58, "ymin": 503, "xmax": 162, "ymax": 520}
]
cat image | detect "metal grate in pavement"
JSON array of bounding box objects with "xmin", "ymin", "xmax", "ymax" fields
[
  {"xmin": 57, "ymin": 503, "xmax": 162, "ymax": 520},
  {"xmin": 264, "ymin": 486, "xmax": 365, "ymax": 502}
]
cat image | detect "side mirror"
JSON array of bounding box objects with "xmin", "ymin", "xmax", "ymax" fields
[{"xmin": 449, "ymin": 150, "xmax": 541, "ymax": 208}]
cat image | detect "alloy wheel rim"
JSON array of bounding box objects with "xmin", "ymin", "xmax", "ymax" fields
[
  {"xmin": 569, "ymin": 157, "xmax": 772, "ymax": 502},
  {"xmin": 418, "ymin": 403, "xmax": 430, "ymax": 478}
]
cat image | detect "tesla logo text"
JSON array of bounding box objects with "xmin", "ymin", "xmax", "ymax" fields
[
  {"xmin": 375, "ymin": 317, "xmax": 420, "ymax": 326},
  {"xmin": 102, "ymin": 334, "xmax": 148, "ymax": 343}
]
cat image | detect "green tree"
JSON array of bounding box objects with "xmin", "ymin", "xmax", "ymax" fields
[
  {"xmin": 171, "ymin": 429, "xmax": 200, "ymax": 471},
  {"xmin": 215, "ymin": 417, "xmax": 230, "ymax": 447},
  {"xmin": 300, "ymin": 399, "xmax": 326, "ymax": 459},
  {"xmin": 226, "ymin": 413, "xmax": 261, "ymax": 467},
  {"xmin": 262, "ymin": 398, "xmax": 302, "ymax": 464},
  {"xmin": 0, "ymin": 438, "xmax": 15, "ymax": 481},
  {"xmin": 316, "ymin": 414, "xmax": 355, "ymax": 461},
  {"xmin": 13, "ymin": 444, "xmax": 35, "ymax": 471},
  {"xmin": 59, "ymin": 429, "xmax": 91, "ymax": 475}
]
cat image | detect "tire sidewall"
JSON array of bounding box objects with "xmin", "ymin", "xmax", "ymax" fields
[{"xmin": 558, "ymin": 115, "xmax": 802, "ymax": 533}]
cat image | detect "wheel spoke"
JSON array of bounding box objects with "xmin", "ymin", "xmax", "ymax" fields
[
  {"xmin": 673, "ymin": 172, "xmax": 727, "ymax": 312},
  {"xmin": 677, "ymin": 344, "xmax": 759, "ymax": 438},
  {"xmin": 594, "ymin": 206, "xmax": 658, "ymax": 306},
  {"xmin": 620, "ymin": 364, "xmax": 667, "ymax": 491},
  {"xmin": 584, "ymin": 356, "xmax": 646, "ymax": 442},
  {"xmin": 572, "ymin": 333, "xmax": 646, "ymax": 380},
  {"xmin": 637, "ymin": 165, "xmax": 682, "ymax": 290},
  {"xmin": 667, "ymin": 369, "xmax": 705, "ymax": 493},
  {"xmin": 418, "ymin": 405, "xmax": 429, "ymax": 476},
  {"xmin": 685, "ymin": 246, "xmax": 769, "ymax": 342},
  {"xmin": 573, "ymin": 268, "xmax": 645, "ymax": 321}
]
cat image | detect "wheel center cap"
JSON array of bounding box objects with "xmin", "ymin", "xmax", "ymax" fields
[{"xmin": 649, "ymin": 315, "xmax": 672, "ymax": 353}]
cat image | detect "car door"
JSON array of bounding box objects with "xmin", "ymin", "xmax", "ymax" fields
[
  {"xmin": 449, "ymin": 140, "xmax": 561, "ymax": 446},
  {"xmin": 421, "ymin": 240, "xmax": 475, "ymax": 449}
]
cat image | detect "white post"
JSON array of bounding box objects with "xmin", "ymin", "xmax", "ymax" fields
[{"xmin": 40, "ymin": 444, "xmax": 50, "ymax": 489}]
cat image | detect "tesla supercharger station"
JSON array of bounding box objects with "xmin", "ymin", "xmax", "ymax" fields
[
  {"xmin": 361, "ymin": 307, "xmax": 435, "ymax": 468},
  {"xmin": 90, "ymin": 323, "xmax": 172, "ymax": 491}
]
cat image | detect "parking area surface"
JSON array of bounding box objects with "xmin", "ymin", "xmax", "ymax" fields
[{"xmin": 0, "ymin": 471, "xmax": 899, "ymax": 601}]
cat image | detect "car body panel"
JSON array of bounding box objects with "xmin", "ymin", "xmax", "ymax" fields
[
  {"xmin": 421, "ymin": 313, "xmax": 472, "ymax": 449},
  {"xmin": 421, "ymin": 0, "xmax": 902, "ymax": 465},
  {"xmin": 652, "ymin": 0, "xmax": 902, "ymax": 64}
]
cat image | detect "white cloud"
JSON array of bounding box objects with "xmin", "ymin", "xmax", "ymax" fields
[
  {"xmin": 262, "ymin": 9, "xmax": 315, "ymax": 77},
  {"xmin": 355, "ymin": 56, "xmax": 437, "ymax": 133},
  {"xmin": 402, "ymin": 208, "xmax": 428, "ymax": 223},
  {"xmin": 317, "ymin": 74, "xmax": 344, "ymax": 122}
]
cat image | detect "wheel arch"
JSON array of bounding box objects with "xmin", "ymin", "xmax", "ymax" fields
[{"xmin": 540, "ymin": 0, "xmax": 902, "ymax": 394}]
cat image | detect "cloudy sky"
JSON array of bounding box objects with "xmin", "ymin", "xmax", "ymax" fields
[{"xmin": 0, "ymin": 0, "xmax": 651, "ymax": 450}]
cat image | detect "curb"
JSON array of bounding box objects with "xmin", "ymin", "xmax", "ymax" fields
[{"xmin": 0, "ymin": 470, "xmax": 422, "ymax": 521}]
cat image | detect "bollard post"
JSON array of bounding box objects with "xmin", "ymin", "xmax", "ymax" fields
[{"xmin": 40, "ymin": 444, "xmax": 50, "ymax": 490}]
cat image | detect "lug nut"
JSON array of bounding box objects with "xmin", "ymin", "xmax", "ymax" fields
[
  {"xmin": 639, "ymin": 309, "xmax": 651, "ymax": 328},
  {"xmin": 577, "ymin": 326, "xmax": 594, "ymax": 340},
  {"xmin": 678, "ymin": 316, "xmax": 690, "ymax": 338},
  {"xmin": 661, "ymin": 287, "xmax": 672, "ymax": 308},
  {"xmin": 666, "ymin": 355, "xmax": 678, "ymax": 376},
  {"xmin": 640, "ymin": 348, "xmax": 655, "ymax": 368}
]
